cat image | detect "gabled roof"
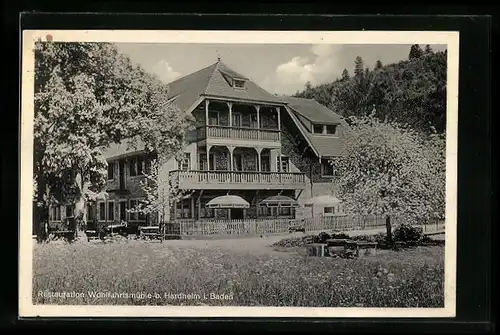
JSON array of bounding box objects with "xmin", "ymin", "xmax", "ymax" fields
[
  {"xmin": 166, "ymin": 60, "xmax": 283, "ymax": 111},
  {"xmin": 286, "ymin": 108, "xmax": 346, "ymax": 158},
  {"xmin": 279, "ymin": 96, "xmax": 343, "ymax": 124}
]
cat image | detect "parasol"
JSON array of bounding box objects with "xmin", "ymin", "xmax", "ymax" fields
[{"xmin": 206, "ymin": 195, "xmax": 250, "ymax": 209}]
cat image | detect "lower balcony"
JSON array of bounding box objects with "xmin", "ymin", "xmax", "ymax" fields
[{"xmin": 170, "ymin": 170, "xmax": 307, "ymax": 190}]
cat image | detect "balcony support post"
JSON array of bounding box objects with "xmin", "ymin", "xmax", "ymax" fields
[
  {"xmin": 205, "ymin": 99, "xmax": 210, "ymax": 126},
  {"xmin": 228, "ymin": 146, "xmax": 235, "ymax": 183},
  {"xmin": 256, "ymin": 147, "xmax": 263, "ymax": 183},
  {"xmin": 207, "ymin": 145, "xmax": 212, "ymax": 171},
  {"xmin": 255, "ymin": 105, "xmax": 260, "ymax": 139},
  {"xmin": 227, "ymin": 102, "xmax": 233, "ymax": 128},
  {"xmin": 276, "ymin": 106, "xmax": 282, "ymax": 145}
]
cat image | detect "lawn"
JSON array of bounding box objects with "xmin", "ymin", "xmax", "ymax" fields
[{"xmin": 32, "ymin": 238, "xmax": 444, "ymax": 307}]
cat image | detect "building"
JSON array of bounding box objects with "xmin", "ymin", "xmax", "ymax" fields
[{"xmin": 48, "ymin": 60, "xmax": 346, "ymax": 229}]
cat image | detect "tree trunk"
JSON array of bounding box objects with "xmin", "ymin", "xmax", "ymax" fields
[
  {"xmin": 385, "ymin": 215, "xmax": 392, "ymax": 243},
  {"xmin": 35, "ymin": 176, "xmax": 49, "ymax": 242},
  {"xmin": 74, "ymin": 172, "xmax": 88, "ymax": 240}
]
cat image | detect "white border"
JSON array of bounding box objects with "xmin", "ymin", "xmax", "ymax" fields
[{"xmin": 19, "ymin": 30, "xmax": 459, "ymax": 318}]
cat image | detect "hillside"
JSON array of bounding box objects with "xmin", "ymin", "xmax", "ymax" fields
[{"xmin": 293, "ymin": 46, "xmax": 447, "ymax": 134}]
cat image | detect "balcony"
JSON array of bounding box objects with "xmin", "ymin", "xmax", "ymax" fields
[
  {"xmin": 196, "ymin": 125, "xmax": 281, "ymax": 147},
  {"xmin": 171, "ymin": 170, "xmax": 307, "ymax": 190}
]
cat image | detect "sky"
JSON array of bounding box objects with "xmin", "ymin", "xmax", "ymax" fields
[{"xmin": 116, "ymin": 43, "xmax": 447, "ymax": 95}]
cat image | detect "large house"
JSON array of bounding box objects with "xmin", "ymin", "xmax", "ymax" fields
[{"xmin": 48, "ymin": 60, "xmax": 346, "ymax": 229}]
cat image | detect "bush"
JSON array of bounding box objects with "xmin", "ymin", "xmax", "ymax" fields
[
  {"xmin": 330, "ymin": 233, "xmax": 351, "ymax": 240},
  {"xmin": 317, "ymin": 232, "xmax": 331, "ymax": 243},
  {"xmin": 393, "ymin": 224, "xmax": 424, "ymax": 243},
  {"xmin": 353, "ymin": 232, "xmax": 387, "ymax": 244}
]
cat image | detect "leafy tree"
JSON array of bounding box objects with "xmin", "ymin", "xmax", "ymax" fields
[
  {"xmin": 34, "ymin": 42, "xmax": 193, "ymax": 239},
  {"xmin": 425, "ymin": 44, "xmax": 433, "ymax": 54},
  {"xmin": 330, "ymin": 113, "xmax": 445, "ymax": 243},
  {"xmin": 341, "ymin": 69, "xmax": 350, "ymax": 81},
  {"xmin": 409, "ymin": 44, "xmax": 424, "ymax": 60},
  {"xmin": 128, "ymin": 158, "xmax": 194, "ymax": 237},
  {"xmin": 375, "ymin": 60, "xmax": 383, "ymax": 69}
]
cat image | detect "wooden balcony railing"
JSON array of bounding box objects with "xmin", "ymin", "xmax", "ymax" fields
[
  {"xmin": 197, "ymin": 125, "xmax": 280, "ymax": 142},
  {"xmin": 171, "ymin": 170, "xmax": 306, "ymax": 189}
]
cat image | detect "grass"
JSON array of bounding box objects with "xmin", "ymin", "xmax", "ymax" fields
[{"xmin": 33, "ymin": 239, "xmax": 444, "ymax": 307}]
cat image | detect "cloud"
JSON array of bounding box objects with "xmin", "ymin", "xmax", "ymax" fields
[
  {"xmin": 151, "ymin": 59, "xmax": 181, "ymax": 83},
  {"xmin": 260, "ymin": 44, "xmax": 343, "ymax": 95}
]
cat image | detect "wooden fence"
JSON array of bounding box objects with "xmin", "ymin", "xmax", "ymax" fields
[
  {"xmin": 178, "ymin": 218, "xmax": 293, "ymax": 236},
  {"xmin": 176, "ymin": 215, "xmax": 446, "ymax": 237}
]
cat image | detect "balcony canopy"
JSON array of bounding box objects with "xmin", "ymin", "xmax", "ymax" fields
[
  {"xmin": 206, "ymin": 195, "xmax": 250, "ymax": 209},
  {"xmin": 259, "ymin": 195, "xmax": 299, "ymax": 208}
]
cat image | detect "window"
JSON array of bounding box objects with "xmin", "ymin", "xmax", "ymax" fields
[
  {"xmin": 99, "ymin": 202, "xmax": 106, "ymax": 221},
  {"xmin": 324, "ymin": 206, "xmax": 336, "ymax": 215},
  {"xmin": 137, "ymin": 156, "xmax": 144, "ymax": 175},
  {"xmin": 321, "ymin": 160, "xmax": 336, "ymax": 177},
  {"xmin": 177, "ymin": 153, "xmax": 191, "ymax": 171},
  {"xmin": 277, "ymin": 156, "xmax": 289, "ymax": 172},
  {"xmin": 176, "ymin": 199, "xmax": 191, "ymax": 219},
  {"xmin": 279, "ymin": 207, "xmax": 292, "ymax": 216},
  {"xmin": 119, "ymin": 201, "xmax": 127, "ymax": 221},
  {"xmin": 129, "ymin": 158, "xmax": 137, "ymax": 176},
  {"xmin": 107, "ymin": 202, "xmax": 115, "ymax": 222},
  {"xmin": 234, "ymin": 79, "xmax": 245, "ymax": 89},
  {"xmin": 65, "ymin": 205, "xmax": 73, "ymax": 218},
  {"xmin": 128, "ymin": 155, "xmax": 145, "ymax": 177},
  {"xmin": 51, "ymin": 206, "xmax": 61, "ymax": 221},
  {"xmin": 208, "ymin": 111, "xmax": 219, "ymax": 125},
  {"xmin": 200, "ymin": 153, "xmax": 216, "ymax": 171},
  {"xmin": 87, "ymin": 204, "xmax": 94, "ymax": 221},
  {"xmin": 313, "ymin": 124, "xmax": 324, "ymax": 134},
  {"xmin": 200, "ymin": 199, "xmax": 214, "ymax": 218},
  {"xmin": 326, "ymin": 125, "xmax": 337, "ymax": 135},
  {"xmin": 107, "ymin": 162, "xmax": 114, "ymax": 180},
  {"xmin": 232, "ymin": 113, "xmax": 242, "ymax": 127}
]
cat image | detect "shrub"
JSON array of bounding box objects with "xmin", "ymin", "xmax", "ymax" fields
[
  {"xmin": 317, "ymin": 232, "xmax": 331, "ymax": 243},
  {"xmin": 353, "ymin": 232, "xmax": 387, "ymax": 244},
  {"xmin": 330, "ymin": 233, "xmax": 351, "ymax": 240},
  {"xmin": 393, "ymin": 223, "xmax": 424, "ymax": 243}
]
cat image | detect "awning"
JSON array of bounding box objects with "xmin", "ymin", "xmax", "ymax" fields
[
  {"xmin": 206, "ymin": 195, "xmax": 250, "ymax": 209},
  {"xmin": 259, "ymin": 195, "xmax": 299, "ymax": 208},
  {"xmin": 301, "ymin": 195, "xmax": 341, "ymax": 206}
]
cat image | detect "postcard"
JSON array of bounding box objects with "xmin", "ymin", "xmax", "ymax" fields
[{"xmin": 19, "ymin": 29, "xmax": 458, "ymax": 318}]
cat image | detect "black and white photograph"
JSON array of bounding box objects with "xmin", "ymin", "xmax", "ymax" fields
[{"xmin": 19, "ymin": 30, "xmax": 458, "ymax": 318}]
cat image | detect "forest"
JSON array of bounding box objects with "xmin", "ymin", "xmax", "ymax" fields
[{"xmin": 293, "ymin": 44, "xmax": 447, "ymax": 135}]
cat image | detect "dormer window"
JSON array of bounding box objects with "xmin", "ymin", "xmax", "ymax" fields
[
  {"xmin": 326, "ymin": 125, "xmax": 337, "ymax": 135},
  {"xmin": 312, "ymin": 124, "xmax": 338, "ymax": 136},
  {"xmin": 313, "ymin": 124, "xmax": 324, "ymax": 134},
  {"xmin": 233, "ymin": 79, "xmax": 246, "ymax": 89}
]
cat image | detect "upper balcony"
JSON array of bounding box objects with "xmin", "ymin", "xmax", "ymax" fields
[
  {"xmin": 196, "ymin": 125, "xmax": 280, "ymax": 146},
  {"xmin": 171, "ymin": 170, "xmax": 307, "ymax": 190},
  {"xmin": 193, "ymin": 99, "xmax": 283, "ymax": 148}
]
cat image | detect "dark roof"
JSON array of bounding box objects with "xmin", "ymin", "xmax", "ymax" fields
[
  {"xmin": 101, "ymin": 137, "xmax": 146, "ymax": 160},
  {"xmin": 280, "ymin": 96, "xmax": 343, "ymax": 124},
  {"xmin": 166, "ymin": 63, "xmax": 217, "ymax": 112},
  {"xmin": 166, "ymin": 60, "xmax": 283, "ymax": 111},
  {"xmin": 285, "ymin": 104, "xmax": 346, "ymax": 158}
]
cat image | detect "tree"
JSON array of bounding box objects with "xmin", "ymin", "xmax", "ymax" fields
[
  {"xmin": 354, "ymin": 56, "xmax": 364, "ymax": 79},
  {"xmin": 128, "ymin": 158, "xmax": 194, "ymax": 238},
  {"xmin": 330, "ymin": 113, "xmax": 445, "ymax": 243},
  {"xmin": 409, "ymin": 44, "xmax": 424, "ymax": 60},
  {"xmin": 341, "ymin": 68, "xmax": 350, "ymax": 81},
  {"xmin": 34, "ymin": 42, "xmax": 193, "ymax": 239},
  {"xmin": 424, "ymin": 44, "xmax": 433, "ymax": 54},
  {"xmin": 375, "ymin": 60, "xmax": 383, "ymax": 69}
]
